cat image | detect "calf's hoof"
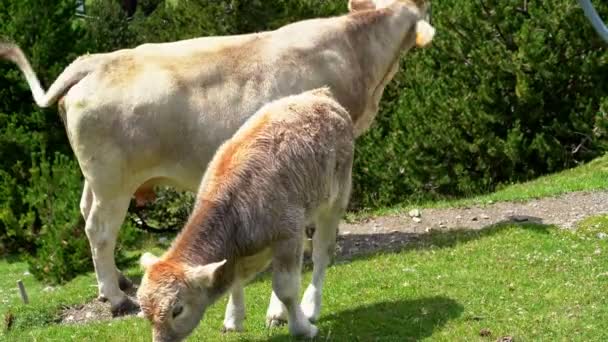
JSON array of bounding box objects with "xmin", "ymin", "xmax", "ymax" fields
[
  {"xmin": 111, "ymin": 297, "xmax": 140, "ymax": 317},
  {"xmin": 221, "ymin": 324, "xmax": 244, "ymax": 333},
  {"xmin": 118, "ymin": 273, "xmax": 134, "ymax": 291}
]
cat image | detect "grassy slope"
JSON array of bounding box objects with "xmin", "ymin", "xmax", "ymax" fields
[
  {"xmin": 358, "ymin": 154, "xmax": 608, "ymax": 218},
  {"xmin": 2, "ymin": 219, "xmax": 608, "ymax": 341},
  {"xmin": 1, "ymin": 156, "xmax": 607, "ymax": 341}
]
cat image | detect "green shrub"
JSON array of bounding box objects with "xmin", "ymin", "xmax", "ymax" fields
[
  {"xmin": 24, "ymin": 152, "xmax": 89, "ymax": 284},
  {"xmin": 351, "ymin": 0, "xmax": 608, "ymax": 208},
  {"xmin": 0, "ymin": 0, "xmax": 84, "ymax": 255}
]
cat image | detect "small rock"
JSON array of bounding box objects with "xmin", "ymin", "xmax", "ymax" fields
[
  {"xmin": 23, "ymin": 271, "xmax": 30, "ymax": 276},
  {"xmin": 42, "ymin": 286, "xmax": 55, "ymax": 292},
  {"xmin": 342, "ymin": 231, "xmax": 351, "ymax": 235},
  {"xmin": 85, "ymin": 312, "xmax": 94, "ymax": 319},
  {"xmin": 408, "ymin": 209, "xmax": 421, "ymax": 218},
  {"xmin": 481, "ymin": 214, "xmax": 490, "ymax": 220},
  {"xmin": 412, "ymin": 217, "xmax": 422, "ymax": 223},
  {"xmin": 439, "ymin": 221, "xmax": 447, "ymax": 228},
  {"xmin": 455, "ymin": 215, "xmax": 463, "ymax": 220},
  {"xmin": 487, "ymin": 200, "xmax": 494, "ymax": 204},
  {"xmin": 597, "ymin": 233, "xmax": 607, "ymax": 240},
  {"xmin": 479, "ymin": 328, "xmax": 492, "ymax": 337},
  {"xmin": 512, "ymin": 216, "xmax": 528, "ymax": 222}
]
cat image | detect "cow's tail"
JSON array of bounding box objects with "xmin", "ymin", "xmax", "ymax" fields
[{"xmin": 0, "ymin": 42, "xmax": 102, "ymax": 108}]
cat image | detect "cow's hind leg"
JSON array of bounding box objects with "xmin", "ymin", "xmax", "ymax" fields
[
  {"xmin": 271, "ymin": 235, "xmax": 318, "ymax": 338},
  {"xmin": 222, "ymin": 281, "xmax": 245, "ymax": 332},
  {"xmin": 81, "ymin": 182, "xmax": 133, "ymax": 293},
  {"xmin": 85, "ymin": 193, "xmax": 138, "ymax": 316},
  {"xmin": 301, "ymin": 208, "xmax": 341, "ymax": 322}
]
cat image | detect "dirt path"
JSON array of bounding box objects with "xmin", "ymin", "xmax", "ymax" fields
[
  {"xmin": 336, "ymin": 190, "xmax": 608, "ymax": 258},
  {"xmin": 60, "ymin": 190, "xmax": 608, "ymax": 325}
]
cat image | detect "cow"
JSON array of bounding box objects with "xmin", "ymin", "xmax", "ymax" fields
[
  {"xmin": 137, "ymin": 87, "xmax": 353, "ymax": 341},
  {"xmin": 0, "ymin": 0, "xmax": 434, "ymax": 315}
]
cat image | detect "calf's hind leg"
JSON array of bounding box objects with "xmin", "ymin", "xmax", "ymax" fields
[
  {"xmin": 301, "ymin": 208, "xmax": 341, "ymax": 322},
  {"xmin": 271, "ymin": 236, "xmax": 318, "ymax": 338}
]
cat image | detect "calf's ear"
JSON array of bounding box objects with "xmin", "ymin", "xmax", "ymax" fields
[
  {"xmin": 415, "ymin": 19, "xmax": 435, "ymax": 47},
  {"xmin": 140, "ymin": 252, "xmax": 160, "ymax": 270},
  {"xmin": 185, "ymin": 259, "xmax": 227, "ymax": 288}
]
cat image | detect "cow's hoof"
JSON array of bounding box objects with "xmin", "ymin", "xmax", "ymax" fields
[
  {"xmin": 111, "ymin": 297, "xmax": 140, "ymax": 317},
  {"xmin": 97, "ymin": 295, "xmax": 108, "ymax": 303},
  {"xmin": 118, "ymin": 273, "xmax": 134, "ymax": 291},
  {"xmin": 291, "ymin": 323, "xmax": 318, "ymax": 339}
]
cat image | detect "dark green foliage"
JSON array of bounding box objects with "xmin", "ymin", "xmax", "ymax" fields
[
  {"xmin": 23, "ymin": 153, "xmax": 89, "ymax": 284},
  {"xmin": 352, "ymin": 0, "xmax": 608, "ymax": 208},
  {"xmin": 0, "ymin": 0, "xmax": 84, "ymax": 256},
  {"xmin": 1, "ymin": 0, "xmax": 608, "ymax": 281}
]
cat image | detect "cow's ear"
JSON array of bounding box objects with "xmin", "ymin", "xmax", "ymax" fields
[
  {"xmin": 348, "ymin": 0, "xmax": 376, "ymax": 12},
  {"xmin": 185, "ymin": 260, "xmax": 227, "ymax": 288},
  {"xmin": 415, "ymin": 19, "xmax": 435, "ymax": 47},
  {"xmin": 140, "ymin": 252, "xmax": 160, "ymax": 270}
]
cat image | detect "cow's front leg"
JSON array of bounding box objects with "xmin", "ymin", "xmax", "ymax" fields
[
  {"xmin": 85, "ymin": 194, "xmax": 138, "ymax": 316},
  {"xmin": 222, "ymin": 282, "xmax": 245, "ymax": 332}
]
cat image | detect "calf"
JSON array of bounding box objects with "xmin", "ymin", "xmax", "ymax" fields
[
  {"xmin": 0, "ymin": 0, "xmax": 434, "ymax": 314},
  {"xmin": 137, "ymin": 88, "xmax": 353, "ymax": 341}
]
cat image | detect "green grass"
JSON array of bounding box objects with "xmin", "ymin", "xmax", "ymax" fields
[
  {"xmin": 354, "ymin": 154, "xmax": 608, "ymax": 219},
  {"xmin": 2, "ymin": 215, "xmax": 608, "ymax": 341}
]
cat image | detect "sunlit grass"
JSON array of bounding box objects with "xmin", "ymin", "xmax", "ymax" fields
[{"xmin": 3, "ymin": 215, "xmax": 608, "ymax": 341}]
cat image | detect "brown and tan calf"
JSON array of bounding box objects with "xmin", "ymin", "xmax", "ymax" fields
[
  {"xmin": 137, "ymin": 88, "xmax": 353, "ymax": 341},
  {"xmin": 0, "ymin": 0, "xmax": 434, "ymax": 314}
]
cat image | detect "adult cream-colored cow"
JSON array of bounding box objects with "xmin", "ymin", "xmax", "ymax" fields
[{"xmin": 0, "ymin": 0, "xmax": 434, "ymax": 315}]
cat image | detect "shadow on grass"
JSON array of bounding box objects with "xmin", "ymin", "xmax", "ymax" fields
[
  {"xmin": 336, "ymin": 218, "xmax": 552, "ymax": 262},
  {"xmin": 267, "ymin": 296, "xmax": 463, "ymax": 341}
]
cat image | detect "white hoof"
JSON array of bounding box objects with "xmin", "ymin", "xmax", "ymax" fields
[
  {"xmin": 221, "ymin": 322, "xmax": 244, "ymax": 333},
  {"xmin": 301, "ymin": 286, "xmax": 321, "ymax": 322}
]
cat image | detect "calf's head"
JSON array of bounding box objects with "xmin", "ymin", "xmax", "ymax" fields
[
  {"xmin": 348, "ymin": 0, "xmax": 435, "ymax": 47},
  {"xmin": 137, "ymin": 252, "xmax": 226, "ymax": 342}
]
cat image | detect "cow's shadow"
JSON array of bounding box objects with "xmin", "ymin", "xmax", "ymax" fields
[{"xmin": 266, "ymin": 296, "xmax": 463, "ymax": 341}]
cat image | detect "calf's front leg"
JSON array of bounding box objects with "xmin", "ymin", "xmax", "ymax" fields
[{"xmin": 222, "ymin": 282, "xmax": 246, "ymax": 332}]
